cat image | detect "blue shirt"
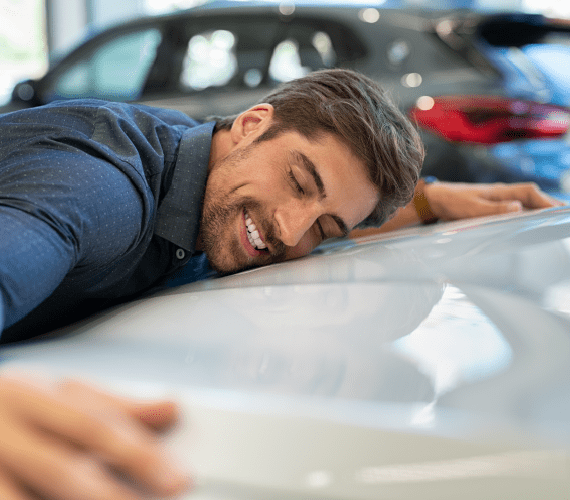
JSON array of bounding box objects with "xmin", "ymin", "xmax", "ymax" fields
[{"xmin": 0, "ymin": 100, "xmax": 216, "ymax": 343}]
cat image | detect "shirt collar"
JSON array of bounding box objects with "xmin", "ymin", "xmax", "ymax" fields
[{"xmin": 154, "ymin": 121, "xmax": 215, "ymax": 251}]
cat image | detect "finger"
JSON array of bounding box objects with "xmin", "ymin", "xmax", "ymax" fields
[
  {"xmin": 516, "ymin": 184, "xmax": 563, "ymax": 208},
  {"xmin": 58, "ymin": 379, "xmax": 180, "ymax": 431},
  {"xmin": 0, "ymin": 420, "xmax": 144, "ymax": 500},
  {"xmin": 527, "ymin": 190, "xmax": 567, "ymax": 208},
  {"xmin": 474, "ymin": 198, "xmax": 523, "ymax": 217},
  {"xmin": 55, "ymin": 382, "xmax": 190, "ymax": 496},
  {"xmin": 4, "ymin": 379, "xmax": 188, "ymax": 497},
  {"xmin": 488, "ymin": 183, "xmax": 565, "ymax": 209},
  {"xmin": 0, "ymin": 467, "xmax": 38, "ymax": 500},
  {"xmin": 130, "ymin": 401, "xmax": 179, "ymax": 432}
]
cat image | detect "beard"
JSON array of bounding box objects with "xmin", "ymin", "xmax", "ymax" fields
[
  {"xmin": 199, "ymin": 196, "xmax": 243, "ymax": 274},
  {"xmin": 198, "ymin": 146, "xmax": 286, "ymax": 274}
]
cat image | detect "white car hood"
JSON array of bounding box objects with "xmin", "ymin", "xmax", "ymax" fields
[{"xmin": 2, "ymin": 207, "xmax": 570, "ymax": 499}]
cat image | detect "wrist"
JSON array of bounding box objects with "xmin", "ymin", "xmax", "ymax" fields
[{"xmin": 413, "ymin": 177, "xmax": 438, "ymax": 224}]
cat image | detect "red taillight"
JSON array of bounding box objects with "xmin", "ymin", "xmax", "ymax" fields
[{"xmin": 409, "ymin": 96, "xmax": 570, "ymax": 144}]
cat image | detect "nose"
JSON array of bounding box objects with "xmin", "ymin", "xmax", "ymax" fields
[{"xmin": 274, "ymin": 199, "xmax": 321, "ymax": 247}]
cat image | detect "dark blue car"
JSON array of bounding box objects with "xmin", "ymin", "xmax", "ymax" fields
[
  {"xmin": 3, "ymin": 3, "xmax": 570, "ymax": 199},
  {"xmin": 410, "ymin": 13, "xmax": 570, "ymax": 200}
]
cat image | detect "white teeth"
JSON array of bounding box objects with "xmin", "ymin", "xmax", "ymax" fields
[{"xmin": 245, "ymin": 211, "xmax": 267, "ymax": 250}]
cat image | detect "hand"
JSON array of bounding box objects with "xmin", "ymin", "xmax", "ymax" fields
[
  {"xmin": 424, "ymin": 181, "xmax": 566, "ymax": 221},
  {"xmin": 0, "ymin": 373, "xmax": 190, "ymax": 500}
]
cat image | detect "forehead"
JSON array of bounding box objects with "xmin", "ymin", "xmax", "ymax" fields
[{"xmin": 288, "ymin": 131, "xmax": 379, "ymax": 229}]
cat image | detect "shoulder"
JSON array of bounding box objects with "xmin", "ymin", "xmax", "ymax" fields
[{"xmin": 0, "ymin": 99, "xmax": 201, "ymax": 133}]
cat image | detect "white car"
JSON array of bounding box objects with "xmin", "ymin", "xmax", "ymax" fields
[{"xmin": 2, "ymin": 206, "xmax": 570, "ymax": 499}]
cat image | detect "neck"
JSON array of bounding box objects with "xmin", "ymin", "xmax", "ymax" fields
[{"xmin": 208, "ymin": 128, "xmax": 233, "ymax": 172}]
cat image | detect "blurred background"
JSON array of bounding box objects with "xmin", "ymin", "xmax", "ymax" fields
[
  {"xmin": 2, "ymin": 0, "xmax": 568, "ymax": 105},
  {"xmin": 1, "ymin": 0, "xmax": 570, "ymax": 199}
]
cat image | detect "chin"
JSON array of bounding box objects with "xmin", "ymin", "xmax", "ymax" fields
[{"xmin": 204, "ymin": 241, "xmax": 252, "ymax": 275}]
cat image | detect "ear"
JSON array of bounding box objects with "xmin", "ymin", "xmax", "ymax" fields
[{"xmin": 230, "ymin": 103, "xmax": 274, "ymax": 146}]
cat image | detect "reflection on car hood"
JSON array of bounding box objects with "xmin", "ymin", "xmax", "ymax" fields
[{"xmin": 2, "ymin": 207, "xmax": 570, "ymax": 499}]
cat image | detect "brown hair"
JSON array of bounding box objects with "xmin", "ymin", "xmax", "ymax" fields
[{"xmin": 214, "ymin": 69, "xmax": 424, "ymax": 227}]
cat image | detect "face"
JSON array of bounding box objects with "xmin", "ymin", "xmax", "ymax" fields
[{"xmin": 198, "ymin": 113, "xmax": 379, "ymax": 274}]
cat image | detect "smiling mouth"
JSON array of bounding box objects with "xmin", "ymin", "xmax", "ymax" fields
[{"xmin": 244, "ymin": 210, "xmax": 267, "ymax": 251}]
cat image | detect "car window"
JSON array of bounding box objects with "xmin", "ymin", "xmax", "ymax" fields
[
  {"xmin": 268, "ymin": 39, "xmax": 310, "ymax": 82},
  {"xmin": 269, "ymin": 32, "xmax": 336, "ymax": 83},
  {"xmin": 180, "ymin": 30, "xmax": 238, "ymax": 90},
  {"xmin": 50, "ymin": 28, "xmax": 161, "ymax": 101},
  {"xmin": 521, "ymin": 33, "xmax": 570, "ymax": 106},
  {"xmin": 178, "ymin": 22, "xmax": 341, "ymax": 92}
]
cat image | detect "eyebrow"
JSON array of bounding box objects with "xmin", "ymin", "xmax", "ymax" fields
[
  {"xmin": 294, "ymin": 151, "xmax": 349, "ymax": 238},
  {"xmin": 297, "ymin": 151, "xmax": 326, "ymax": 199}
]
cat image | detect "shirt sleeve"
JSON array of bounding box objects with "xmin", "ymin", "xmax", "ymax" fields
[
  {"xmin": 0, "ymin": 203, "xmax": 76, "ymax": 333},
  {"xmin": 0, "ymin": 144, "xmax": 146, "ymax": 337}
]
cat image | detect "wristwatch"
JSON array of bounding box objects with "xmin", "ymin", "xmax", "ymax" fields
[{"xmin": 413, "ymin": 176, "xmax": 438, "ymax": 224}]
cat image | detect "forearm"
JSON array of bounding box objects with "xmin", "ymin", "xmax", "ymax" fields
[{"xmin": 350, "ymin": 180, "xmax": 565, "ymax": 239}]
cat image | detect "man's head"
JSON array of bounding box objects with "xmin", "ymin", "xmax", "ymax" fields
[
  {"xmin": 199, "ymin": 69, "xmax": 424, "ymax": 273},
  {"xmin": 214, "ymin": 69, "xmax": 424, "ymax": 227}
]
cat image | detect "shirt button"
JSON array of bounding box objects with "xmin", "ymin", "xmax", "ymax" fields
[{"xmin": 176, "ymin": 248, "xmax": 185, "ymax": 260}]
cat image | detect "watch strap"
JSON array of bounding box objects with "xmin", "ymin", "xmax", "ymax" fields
[{"xmin": 413, "ymin": 177, "xmax": 438, "ymax": 224}]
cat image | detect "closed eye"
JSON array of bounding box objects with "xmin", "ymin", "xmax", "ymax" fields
[
  {"xmin": 316, "ymin": 215, "xmax": 348, "ymax": 241},
  {"xmin": 288, "ymin": 169, "xmax": 305, "ymax": 196},
  {"xmin": 316, "ymin": 219, "xmax": 326, "ymax": 241}
]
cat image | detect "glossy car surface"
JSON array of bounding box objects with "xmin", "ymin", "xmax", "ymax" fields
[
  {"xmin": 2, "ymin": 1, "xmax": 570, "ymax": 198},
  {"xmin": 2, "ymin": 206, "xmax": 570, "ymax": 499}
]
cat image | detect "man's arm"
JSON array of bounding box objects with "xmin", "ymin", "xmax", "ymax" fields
[
  {"xmin": 0, "ymin": 101, "xmax": 191, "ymax": 498},
  {"xmin": 0, "ymin": 198, "xmax": 191, "ymax": 499},
  {"xmin": 350, "ymin": 181, "xmax": 566, "ymax": 238},
  {"xmin": 420, "ymin": 181, "xmax": 565, "ymax": 221},
  {"xmin": 0, "ymin": 204, "xmax": 77, "ymax": 332},
  {"xmin": 0, "ymin": 142, "xmax": 149, "ymax": 335}
]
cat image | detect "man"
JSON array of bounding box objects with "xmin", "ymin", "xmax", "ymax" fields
[{"xmin": 0, "ymin": 69, "xmax": 563, "ymax": 499}]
